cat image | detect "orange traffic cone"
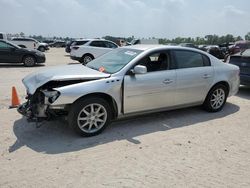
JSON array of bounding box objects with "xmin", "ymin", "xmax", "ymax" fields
[{"xmin": 9, "ymin": 86, "xmax": 20, "ymax": 108}]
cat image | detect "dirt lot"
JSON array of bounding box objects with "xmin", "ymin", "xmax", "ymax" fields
[{"xmin": 0, "ymin": 48, "xmax": 250, "ymax": 187}]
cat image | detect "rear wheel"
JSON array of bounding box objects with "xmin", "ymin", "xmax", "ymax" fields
[
  {"xmin": 23, "ymin": 56, "xmax": 36, "ymax": 67},
  {"xmin": 203, "ymin": 84, "xmax": 228, "ymax": 112},
  {"xmin": 68, "ymin": 97, "xmax": 111, "ymax": 136}
]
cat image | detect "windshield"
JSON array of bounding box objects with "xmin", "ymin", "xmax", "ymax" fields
[{"xmin": 86, "ymin": 48, "xmax": 142, "ymax": 74}]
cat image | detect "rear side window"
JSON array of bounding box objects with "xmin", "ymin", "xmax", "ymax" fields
[
  {"xmin": 73, "ymin": 40, "xmax": 89, "ymax": 46},
  {"xmin": 0, "ymin": 34, "xmax": 3, "ymax": 39},
  {"xmin": 173, "ymin": 50, "xmax": 210, "ymax": 69}
]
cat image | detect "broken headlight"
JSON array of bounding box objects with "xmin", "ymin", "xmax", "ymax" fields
[{"xmin": 42, "ymin": 90, "xmax": 60, "ymax": 103}]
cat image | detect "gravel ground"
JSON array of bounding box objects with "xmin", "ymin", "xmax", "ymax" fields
[{"xmin": 0, "ymin": 48, "xmax": 250, "ymax": 188}]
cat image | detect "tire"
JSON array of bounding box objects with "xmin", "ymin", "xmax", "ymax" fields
[
  {"xmin": 38, "ymin": 46, "xmax": 45, "ymax": 52},
  {"xmin": 68, "ymin": 97, "xmax": 112, "ymax": 137},
  {"xmin": 203, "ymin": 84, "xmax": 228, "ymax": 112},
  {"xmin": 80, "ymin": 54, "xmax": 94, "ymax": 64},
  {"xmin": 23, "ymin": 56, "xmax": 36, "ymax": 67}
]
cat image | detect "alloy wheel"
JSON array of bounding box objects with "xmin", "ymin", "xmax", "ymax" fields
[
  {"xmin": 77, "ymin": 103, "xmax": 107, "ymax": 133},
  {"xmin": 210, "ymin": 88, "xmax": 225, "ymax": 110}
]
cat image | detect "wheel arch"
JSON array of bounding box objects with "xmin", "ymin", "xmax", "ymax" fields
[
  {"xmin": 82, "ymin": 53, "xmax": 94, "ymax": 59},
  {"xmin": 73, "ymin": 92, "xmax": 118, "ymax": 120},
  {"xmin": 22, "ymin": 54, "xmax": 37, "ymax": 63},
  {"xmin": 209, "ymin": 81, "xmax": 230, "ymax": 94}
]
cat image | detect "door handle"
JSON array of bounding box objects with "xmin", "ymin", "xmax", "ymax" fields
[
  {"xmin": 163, "ymin": 79, "xmax": 173, "ymax": 84},
  {"xmin": 203, "ymin": 74, "xmax": 211, "ymax": 79}
]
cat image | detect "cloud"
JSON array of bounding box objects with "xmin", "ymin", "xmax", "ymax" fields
[
  {"xmin": 0, "ymin": 0, "xmax": 22, "ymax": 8},
  {"xmin": 0, "ymin": 0, "xmax": 250, "ymax": 38},
  {"xmin": 222, "ymin": 5, "xmax": 246, "ymax": 16}
]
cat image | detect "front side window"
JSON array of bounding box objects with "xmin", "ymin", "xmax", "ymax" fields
[
  {"xmin": 136, "ymin": 51, "xmax": 171, "ymax": 72},
  {"xmin": 86, "ymin": 48, "xmax": 142, "ymax": 74},
  {"xmin": 173, "ymin": 50, "xmax": 207, "ymax": 69},
  {"xmin": 104, "ymin": 41, "xmax": 118, "ymax": 49}
]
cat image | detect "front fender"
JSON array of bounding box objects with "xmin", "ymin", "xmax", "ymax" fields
[{"xmin": 52, "ymin": 76, "xmax": 123, "ymax": 113}]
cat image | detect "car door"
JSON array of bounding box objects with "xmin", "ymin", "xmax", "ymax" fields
[
  {"xmin": 88, "ymin": 41, "xmax": 112, "ymax": 58},
  {"xmin": 0, "ymin": 41, "xmax": 16, "ymax": 63},
  {"xmin": 123, "ymin": 51, "xmax": 176, "ymax": 114},
  {"xmin": 173, "ymin": 50, "xmax": 214, "ymax": 106}
]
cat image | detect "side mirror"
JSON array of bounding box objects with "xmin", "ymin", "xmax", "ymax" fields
[{"xmin": 133, "ymin": 65, "xmax": 147, "ymax": 74}]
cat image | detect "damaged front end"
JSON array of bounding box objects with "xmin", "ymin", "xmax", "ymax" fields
[
  {"xmin": 17, "ymin": 64, "xmax": 111, "ymax": 122},
  {"xmin": 17, "ymin": 87, "xmax": 63, "ymax": 122}
]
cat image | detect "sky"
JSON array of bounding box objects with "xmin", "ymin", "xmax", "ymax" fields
[{"xmin": 0, "ymin": 0, "xmax": 249, "ymax": 39}]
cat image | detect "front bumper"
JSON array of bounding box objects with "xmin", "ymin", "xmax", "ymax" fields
[
  {"xmin": 240, "ymin": 74, "xmax": 250, "ymax": 86},
  {"xmin": 36, "ymin": 55, "xmax": 46, "ymax": 63}
]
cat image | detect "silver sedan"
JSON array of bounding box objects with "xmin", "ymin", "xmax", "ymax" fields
[{"xmin": 18, "ymin": 45, "xmax": 240, "ymax": 136}]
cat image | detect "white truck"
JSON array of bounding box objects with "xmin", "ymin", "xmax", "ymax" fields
[
  {"xmin": 130, "ymin": 39, "xmax": 159, "ymax": 45},
  {"xmin": 0, "ymin": 32, "xmax": 7, "ymax": 41},
  {"xmin": 11, "ymin": 37, "xmax": 49, "ymax": 52}
]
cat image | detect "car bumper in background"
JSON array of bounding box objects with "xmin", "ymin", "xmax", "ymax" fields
[
  {"xmin": 70, "ymin": 56, "xmax": 81, "ymax": 61},
  {"xmin": 240, "ymin": 74, "xmax": 250, "ymax": 86}
]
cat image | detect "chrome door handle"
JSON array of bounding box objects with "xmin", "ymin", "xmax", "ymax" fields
[
  {"xmin": 163, "ymin": 79, "xmax": 173, "ymax": 84},
  {"xmin": 203, "ymin": 74, "xmax": 211, "ymax": 79}
]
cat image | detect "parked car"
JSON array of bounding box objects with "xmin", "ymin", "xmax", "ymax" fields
[
  {"xmin": 70, "ymin": 39, "xmax": 118, "ymax": 64},
  {"xmin": 18, "ymin": 45, "xmax": 239, "ymax": 136},
  {"xmin": 0, "ymin": 40, "xmax": 45, "ymax": 66},
  {"xmin": 179, "ymin": 43, "xmax": 197, "ymax": 48},
  {"xmin": 43, "ymin": 40, "xmax": 54, "ymax": 45},
  {"xmin": 205, "ymin": 45, "xmax": 225, "ymax": 59},
  {"xmin": 65, "ymin": 39, "xmax": 89, "ymax": 53},
  {"xmin": 229, "ymin": 41, "xmax": 250, "ymax": 55},
  {"xmin": 49, "ymin": 41, "xmax": 66, "ymax": 48},
  {"xmin": 130, "ymin": 39, "xmax": 159, "ymax": 45},
  {"xmin": 229, "ymin": 49, "xmax": 250, "ymax": 86},
  {"xmin": 11, "ymin": 37, "xmax": 49, "ymax": 52}
]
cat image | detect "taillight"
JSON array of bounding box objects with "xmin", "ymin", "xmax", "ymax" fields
[{"xmin": 72, "ymin": 46, "xmax": 79, "ymax": 50}]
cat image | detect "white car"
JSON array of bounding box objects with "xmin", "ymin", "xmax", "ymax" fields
[
  {"xmin": 70, "ymin": 39, "xmax": 118, "ymax": 64},
  {"xmin": 18, "ymin": 45, "xmax": 239, "ymax": 136},
  {"xmin": 11, "ymin": 37, "xmax": 49, "ymax": 52}
]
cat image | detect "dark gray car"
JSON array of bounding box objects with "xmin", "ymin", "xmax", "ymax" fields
[
  {"xmin": 229, "ymin": 49, "xmax": 250, "ymax": 86},
  {"xmin": 0, "ymin": 40, "xmax": 45, "ymax": 67}
]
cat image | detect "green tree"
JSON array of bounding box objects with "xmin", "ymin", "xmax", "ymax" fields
[{"xmin": 245, "ymin": 32, "xmax": 250, "ymax": 40}]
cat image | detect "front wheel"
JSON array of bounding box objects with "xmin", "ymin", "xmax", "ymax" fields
[
  {"xmin": 80, "ymin": 54, "xmax": 94, "ymax": 64},
  {"xmin": 203, "ymin": 84, "xmax": 228, "ymax": 112},
  {"xmin": 68, "ymin": 97, "xmax": 111, "ymax": 136},
  {"xmin": 23, "ymin": 56, "xmax": 36, "ymax": 67}
]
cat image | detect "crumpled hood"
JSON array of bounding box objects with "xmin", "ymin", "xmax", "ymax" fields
[{"xmin": 23, "ymin": 65, "xmax": 110, "ymax": 94}]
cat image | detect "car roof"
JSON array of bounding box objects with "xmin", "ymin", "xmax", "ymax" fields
[
  {"xmin": 122, "ymin": 44, "xmax": 200, "ymax": 52},
  {"xmin": 232, "ymin": 49, "xmax": 250, "ymax": 57}
]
